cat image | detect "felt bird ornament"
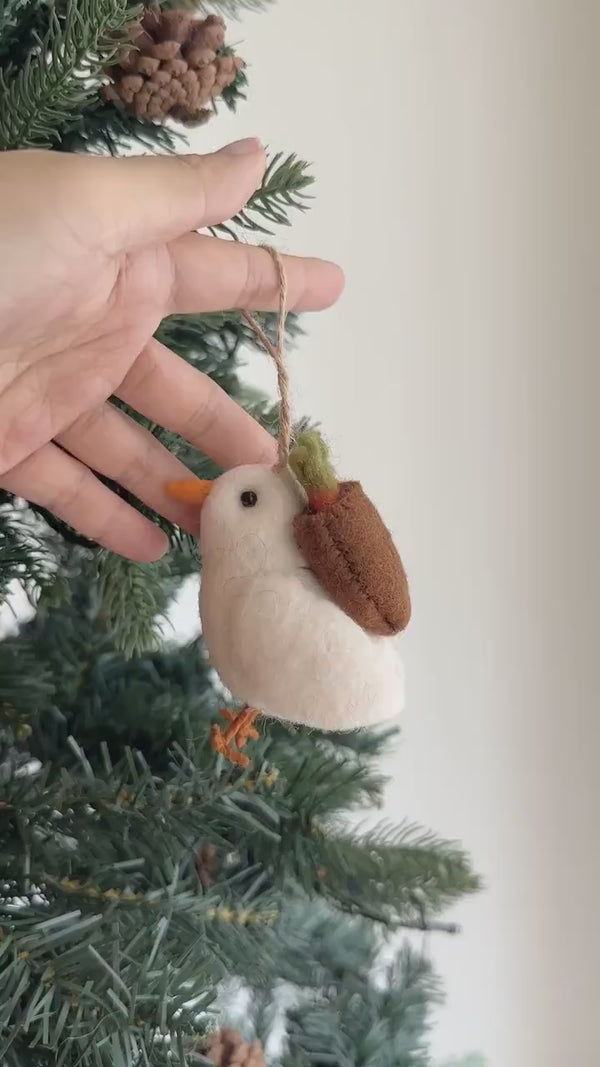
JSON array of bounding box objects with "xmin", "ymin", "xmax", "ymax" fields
[
  {"xmin": 166, "ymin": 246, "xmax": 410, "ymax": 767},
  {"xmin": 166, "ymin": 431, "xmax": 411, "ymax": 767}
]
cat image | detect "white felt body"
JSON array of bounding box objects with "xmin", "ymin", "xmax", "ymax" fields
[{"xmin": 198, "ymin": 464, "xmax": 405, "ymax": 731}]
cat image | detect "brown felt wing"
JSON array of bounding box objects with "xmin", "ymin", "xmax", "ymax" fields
[{"xmin": 293, "ymin": 482, "xmax": 411, "ymax": 636}]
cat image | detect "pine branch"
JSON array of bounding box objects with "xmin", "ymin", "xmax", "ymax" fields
[
  {"xmin": 0, "ymin": 882, "xmax": 282, "ymax": 1063},
  {"xmin": 0, "ymin": 0, "xmax": 134, "ymax": 150},
  {"xmin": 0, "ymin": 641, "xmax": 53, "ymax": 710},
  {"xmin": 280, "ymin": 939, "xmax": 439, "ymax": 1067},
  {"xmin": 218, "ymin": 43, "xmax": 248, "ymax": 111},
  {"xmin": 0, "ymin": 497, "xmax": 59, "ymax": 601},
  {"xmin": 213, "ymin": 153, "xmax": 314, "ymax": 237},
  {"xmin": 55, "ymin": 96, "xmax": 180, "ymax": 154},
  {"xmin": 157, "ymin": 309, "xmax": 302, "ymax": 367},
  {"xmin": 0, "ymin": 742, "xmax": 293, "ymax": 1065},
  {"xmin": 0, "ymin": 0, "xmax": 50, "ymax": 71},
  {"xmin": 95, "ymin": 552, "xmax": 172, "ymax": 658},
  {"xmin": 307, "ymin": 723, "xmax": 400, "ymax": 761},
  {"xmin": 396, "ymin": 916, "xmax": 462, "ymax": 935},
  {"xmin": 311, "ymin": 822, "xmax": 481, "ymax": 926}
]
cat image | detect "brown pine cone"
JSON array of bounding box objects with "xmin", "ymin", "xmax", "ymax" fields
[
  {"xmin": 140, "ymin": 2, "xmax": 161, "ymax": 36},
  {"xmin": 100, "ymin": 7, "xmax": 243, "ymax": 125},
  {"xmin": 216, "ymin": 54, "xmax": 235, "ymax": 77},
  {"xmin": 163, "ymin": 57, "xmax": 188, "ymax": 76},
  {"xmin": 119, "ymin": 74, "xmax": 144, "ymax": 104},
  {"xmin": 172, "ymin": 105, "xmax": 212, "ymax": 127},
  {"xmin": 185, "ymin": 45, "xmax": 217, "ymax": 69},
  {"xmin": 150, "ymin": 40, "xmax": 181, "ymax": 61},
  {"xmin": 153, "ymin": 69, "xmax": 171, "ymax": 87},
  {"xmin": 170, "ymin": 82, "xmax": 187, "ymax": 104},
  {"xmin": 188, "ymin": 14, "xmax": 225, "ymax": 52},
  {"xmin": 137, "ymin": 55, "xmax": 160, "ymax": 76},
  {"xmin": 129, "ymin": 28, "xmax": 155, "ymax": 53},
  {"xmin": 207, "ymin": 1029, "xmax": 265, "ymax": 1067},
  {"xmin": 198, "ymin": 65, "xmax": 217, "ymax": 93},
  {"xmin": 154, "ymin": 9, "xmax": 193, "ymax": 43}
]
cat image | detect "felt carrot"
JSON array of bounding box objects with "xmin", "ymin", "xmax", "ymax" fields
[
  {"xmin": 288, "ymin": 432, "xmax": 340, "ymax": 511},
  {"xmin": 289, "ymin": 432, "xmax": 411, "ymax": 636}
]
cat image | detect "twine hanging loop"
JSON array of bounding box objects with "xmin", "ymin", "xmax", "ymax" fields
[{"xmin": 241, "ymin": 247, "xmax": 290, "ymax": 468}]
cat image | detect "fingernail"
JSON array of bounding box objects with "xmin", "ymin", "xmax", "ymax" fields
[{"xmin": 218, "ymin": 137, "xmax": 263, "ymax": 157}]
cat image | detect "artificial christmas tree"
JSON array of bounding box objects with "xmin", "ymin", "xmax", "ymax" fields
[{"xmin": 0, "ymin": 2, "xmax": 480, "ymax": 1064}]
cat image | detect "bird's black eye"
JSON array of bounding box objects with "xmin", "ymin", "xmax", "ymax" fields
[{"xmin": 240, "ymin": 490, "xmax": 258, "ymax": 508}]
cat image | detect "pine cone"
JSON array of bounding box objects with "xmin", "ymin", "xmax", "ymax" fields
[
  {"xmin": 208, "ymin": 1029, "xmax": 265, "ymax": 1067},
  {"xmin": 100, "ymin": 7, "xmax": 243, "ymax": 125}
]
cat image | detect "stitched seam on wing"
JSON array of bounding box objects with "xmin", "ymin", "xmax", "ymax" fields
[{"xmin": 318, "ymin": 514, "xmax": 395, "ymax": 635}]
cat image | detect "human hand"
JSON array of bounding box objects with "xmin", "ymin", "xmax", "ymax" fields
[{"xmin": 0, "ymin": 141, "xmax": 343, "ymax": 560}]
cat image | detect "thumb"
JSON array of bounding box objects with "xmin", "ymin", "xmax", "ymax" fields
[{"xmin": 91, "ymin": 138, "xmax": 265, "ymax": 252}]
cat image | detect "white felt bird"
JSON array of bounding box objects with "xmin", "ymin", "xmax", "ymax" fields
[{"xmin": 167, "ymin": 433, "xmax": 410, "ymax": 766}]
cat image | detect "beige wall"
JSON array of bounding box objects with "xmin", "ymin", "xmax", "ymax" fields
[{"xmin": 187, "ymin": 2, "xmax": 600, "ymax": 1063}]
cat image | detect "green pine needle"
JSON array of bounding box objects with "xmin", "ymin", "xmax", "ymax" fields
[
  {"xmin": 56, "ymin": 96, "xmax": 180, "ymax": 154},
  {"xmin": 214, "ymin": 152, "xmax": 314, "ymax": 237},
  {"xmin": 311, "ymin": 821, "xmax": 482, "ymax": 926},
  {"xmin": 0, "ymin": 0, "xmax": 51, "ymax": 71},
  {"xmin": 95, "ymin": 553, "xmax": 171, "ymax": 659},
  {"xmin": 0, "ymin": 0, "xmax": 134, "ymax": 150},
  {"xmin": 0, "ymin": 497, "xmax": 58, "ymax": 602},
  {"xmin": 218, "ymin": 44, "xmax": 248, "ymax": 112}
]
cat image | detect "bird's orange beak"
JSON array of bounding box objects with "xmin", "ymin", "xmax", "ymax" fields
[{"xmin": 165, "ymin": 479, "xmax": 213, "ymax": 507}]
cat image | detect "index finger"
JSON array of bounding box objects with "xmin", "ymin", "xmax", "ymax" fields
[
  {"xmin": 169, "ymin": 234, "xmax": 345, "ymax": 314},
  {"xmin": 117, "ymin": 339, "xmax": 277, "ymax": 470}
]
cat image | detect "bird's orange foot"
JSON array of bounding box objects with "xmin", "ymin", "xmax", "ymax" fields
[{"xmin": 210, "ymin": 706, "xmax": 260, "ymax": 768}]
